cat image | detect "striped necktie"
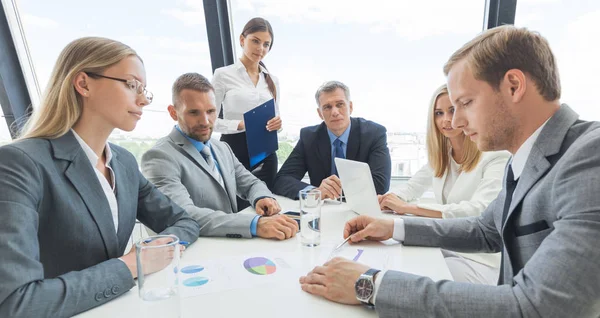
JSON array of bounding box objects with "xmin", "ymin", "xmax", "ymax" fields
[{"xmin": 200, "ymin": 146, "xmax": 224, "ymax": 188}]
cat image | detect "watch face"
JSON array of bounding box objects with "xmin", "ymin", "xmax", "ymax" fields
[{"xmin": 355, "ymin": 278, "xmax": 373, "ymax": 301}]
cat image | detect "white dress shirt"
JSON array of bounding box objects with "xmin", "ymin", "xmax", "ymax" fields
[
  {"xmin": 511, "ymin": 119, "xmax": 549, "ymax": 180},
  {"xmin": 71, "ymin": 129, "xmax": 119, "ymax": 233},
  {"xmin": 374, "ymin": 121, "xmax": 550, "ymax": 304},
  {"xmin": 212, "ymin": 59, "xmax": 280, "ymax": 134}
]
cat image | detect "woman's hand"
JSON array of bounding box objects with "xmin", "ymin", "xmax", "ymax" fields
[
  {"xmin": 266, "ymin": 116, "xmax": 282, "ymax": 131},
  {"xmin": 378, "ymin": 193, "xmax": 409, "ymax": 214}
]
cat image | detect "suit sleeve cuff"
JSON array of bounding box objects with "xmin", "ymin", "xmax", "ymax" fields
[
  {"xmin": 372, "ymin": 269, "xmax": 387, "ymax": 305},
  {"xmin": 392, "ymin": 218, "xmax": 405, "ymax": 242},
  {"xmin": 252, "ymin": 196, "xmax": 274, "ymax": 209},
  {"xmin": 250, "ymin": 215, "xmax": 261, "ymax": 237},
  {"xmin": 299, "ymin": 185, "xmax": 317, "ymax": 199}
]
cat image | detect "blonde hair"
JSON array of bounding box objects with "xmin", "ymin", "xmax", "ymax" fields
[
  {"xmin": 426, "ymin": 84, "xmax": 482, "ymax": 178},
  {"xmin": 443, "ymin": 25, "xmax": 560, "ymax": 101},
  {"xmin": 18, "ymin": 37, "xmax": 139, "ymax": 140}
]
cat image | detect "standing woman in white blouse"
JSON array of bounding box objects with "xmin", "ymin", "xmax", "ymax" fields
[
  {"xmin": 212, "ymin": 17, "xmax": 281, "ymax": 208},
  {"xmin": 379, "ymin": 84, "xmax": 510, "ymax": 285}
]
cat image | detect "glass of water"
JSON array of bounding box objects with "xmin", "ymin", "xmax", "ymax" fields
[
  {"xmin": 300, "ymin": 189, "xmax": 322, "ymax": 247},
  {"xmin": 136, "ymin": 234, "xmax": 181, "ymax": 317}
]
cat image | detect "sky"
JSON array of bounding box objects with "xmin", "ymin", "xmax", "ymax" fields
[{"xmin": 1, "ymin": 0, "xmax": 599, "ymax": 142}]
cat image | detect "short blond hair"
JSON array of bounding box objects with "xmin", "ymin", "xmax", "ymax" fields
[
  {"xmin": 426, "ymin": 84, "xmax": 481, "ymax": 178},
  {"xmin": 443, "ymin": 25, "xmax": 560, "ymax": 101}
]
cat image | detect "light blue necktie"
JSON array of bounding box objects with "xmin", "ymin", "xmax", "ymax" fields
[{"xmin": 200, "ymin": 146, "xmax": 224, "ymax": 188}]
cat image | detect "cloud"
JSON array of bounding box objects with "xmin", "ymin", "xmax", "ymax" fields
[
  {"xmin": 161, "ymin": 0, "xmax": 206, "ymax": 28},
  {"xmin": 555, "ymin": 9, "xmax": 600, "ymax": 120},
  {"xmin": 162, "ymin": 9, "xmax": 206, "ymax": 27},
  {"xmin": 231, "ymin": 0, "xmax": 485, "ymax": 40},
  {"xmin": 22, "ymin": 14, "xmax": 58, "ymax": 28},
  {"xmin": 119, "ymin": 35, "xmax": 210, "ymax": 55}
]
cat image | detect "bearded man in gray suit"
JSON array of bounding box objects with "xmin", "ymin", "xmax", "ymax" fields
[
  {"xmin": 299, "ymin": 26, "xmax": 600, "ymax": 317},
  {"xmin": 142, "ymin": 73, "xmax": 298, "ymax": 240}
]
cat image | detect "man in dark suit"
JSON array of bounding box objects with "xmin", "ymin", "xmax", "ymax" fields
[{"xmin": 274, "ymin": 81, "xmax": 391, "ymax": 200}]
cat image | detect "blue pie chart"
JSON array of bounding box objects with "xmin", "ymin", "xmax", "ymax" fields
[
  {"xmin": 181, "ymin": 265, "xmax": 204, "ymax": 274},
  {"xmin": 183, "ymin": 277, "xmax": 209, "ymax": 287}
]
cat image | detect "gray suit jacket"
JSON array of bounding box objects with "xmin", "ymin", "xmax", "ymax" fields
[
  {"xmin": 375, "ymin": 105, "xmax": 600, "ymax": 317},
  {"xmin": 0, "ymin": 131, "xmax": 200, "ymax": 318},
  {"xmin": 141, "ymin": 128, "xmax": 273, "ymax": 238}
]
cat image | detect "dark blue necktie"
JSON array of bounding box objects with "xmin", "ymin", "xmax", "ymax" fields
[
  {"xmin": 498, "ymin": 165, "xmax": 518, "ymax": 285},
  {"xmin": 332, "ymin": 138, "xmax": 345, "ymax": 176}
]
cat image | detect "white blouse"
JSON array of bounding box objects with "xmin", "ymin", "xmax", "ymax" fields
[
  {"xmin": 394, "ymin": 151, "xmax": 510, "ymax": 219},
  {"xmin": 212, "ymin": 59, "xmax": 281, "ymax": 134},
  {"xmin": 441, "ymin": 155, "xmax": 460, "ymax": 204},
  {"xmin": 393, "ymin": 150, "xmax": 510, "ymax": 268},
  {"xmin": 71, "ymin": 129, "xmax": 119, "ymax": 233}
]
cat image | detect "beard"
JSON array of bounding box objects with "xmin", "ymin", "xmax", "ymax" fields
[
  {"xmin": 478, "ymin": 96, "xmax": 518, "ymax": 152},
  {"xmin": 183, "ymin": 124, "xmax": 213, "ymax": 142}
]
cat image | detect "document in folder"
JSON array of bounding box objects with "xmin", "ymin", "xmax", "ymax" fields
[{"xmin": 243, "ymin": 99, "xmax": 279, "ymax": 168}]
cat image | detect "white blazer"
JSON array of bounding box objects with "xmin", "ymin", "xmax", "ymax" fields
[
  {"xmin": 395, "ymin": 151, "xmax": 510, "ymax": 218},
  {"xmin": 394, "ymin": 150, "xmax": 510, "ymax": 267}
]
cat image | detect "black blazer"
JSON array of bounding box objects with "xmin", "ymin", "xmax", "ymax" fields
[{"xmin": 274, "ymin": 117, "xmax": 391, "ymax": 199}]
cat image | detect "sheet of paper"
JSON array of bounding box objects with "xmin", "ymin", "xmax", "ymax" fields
[
  {"xmin": 178, "ymin": 253, "xmax": 303, "ymax": 298},
  {"xmin": 319, "ymin": 240, "xmax": 398, "ymax": 270}
]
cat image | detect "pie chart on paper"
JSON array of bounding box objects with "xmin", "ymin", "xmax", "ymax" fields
[
  {"xmin": 243, "ymin": 257, "xmax": 277, "ymax": 275},
  {"xmin": 183, "ymin": 277, "xmax": 209, "ymax": 287}
]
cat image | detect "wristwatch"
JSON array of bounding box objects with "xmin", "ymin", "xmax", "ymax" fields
[{"xmin": 355, "ymin": 268, "xmax": 381, "ymax": 307}]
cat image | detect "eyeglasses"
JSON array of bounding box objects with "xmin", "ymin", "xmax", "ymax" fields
[{"xmin": 85, "ymin": 72, "xmax": 153, "ymax": 103}]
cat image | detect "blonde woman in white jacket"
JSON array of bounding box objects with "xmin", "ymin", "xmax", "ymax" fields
[{"xmin": 379, "ymin": 84, "xmax": 510, "ymax": 285}]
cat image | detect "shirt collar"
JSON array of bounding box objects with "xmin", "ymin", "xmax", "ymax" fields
[
  {"xmin": 175, "ymin": 125, "xmax": 211, "ymax": 153},
  {"xmin": 327, "ymin": 120, "xmax": 352, "ymax": 145},
  {"xmin": 71, "ymin": 129, "xmax": 112, "ymax": 167},
  {"xmin": 511, "ymin": 118, "xmax": 550, "ymax": 179},
  {"xmin": 235, "ymin": 58, "xmax": 269, "ymax": 74}
]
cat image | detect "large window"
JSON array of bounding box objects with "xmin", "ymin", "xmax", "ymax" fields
[
  {"xmin": 516, "ymin": 0, "xmax": 600, "ymax": 121},
  {"xmin": 12, "ymin": 0, "xmax": 212, "ymax": 161},
  {"xmin": 229, "ymin": 0, "xmax": 486, "ymax": 176},
  {"xmin": 0, "ymin": 107, "xmax": 11, "ymax": 146}
]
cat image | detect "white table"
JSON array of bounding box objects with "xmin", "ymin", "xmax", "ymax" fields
[{"xmin": 77, "ymin": 197, "xmax": 452, "ymax": 318}]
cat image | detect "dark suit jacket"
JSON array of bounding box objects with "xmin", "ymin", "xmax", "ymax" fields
[
  {"xmin": 274, "ymin": 117, "xmax": 391, "ymax": 199},
  {"xmin": 0, "ymin": 131, "xmax": 200, "ymax": 317}
]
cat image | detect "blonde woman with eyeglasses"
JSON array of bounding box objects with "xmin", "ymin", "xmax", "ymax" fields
[
  {"xmin": 0, "ymin": 37, "xmax": 200, "ymax": 317},
  {"xmin": 379, "ymin": 84, "xmax": 509, "ymax": 285}
]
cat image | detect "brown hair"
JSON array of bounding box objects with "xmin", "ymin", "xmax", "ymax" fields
[
  {"xmin": 172, "ymin": 72, "xmax": 214, "ymax": 106},
  {"xmin": 241, "ymin": 17, "xmax": 277, "ymax": 101},
  {"xmin": 443, "ymin": 25, "xmax": 560, "ymax": 101},
  {"xmin": 426, "ymin": 84, "xmax": 481, "ymax": 177}
]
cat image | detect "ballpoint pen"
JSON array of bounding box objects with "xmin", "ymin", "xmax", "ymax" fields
[
  {"xmin": 327, "ymin": 236, "xmax": 352, "ymax": 260},
  {"xmin": 333, "ymin": 236, "xmax": 352, "ymax": 251}
]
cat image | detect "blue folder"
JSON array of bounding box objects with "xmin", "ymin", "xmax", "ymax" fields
[{"xmin": 243, "ymin": 99, "xmax": 279, "ymax": 168}]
